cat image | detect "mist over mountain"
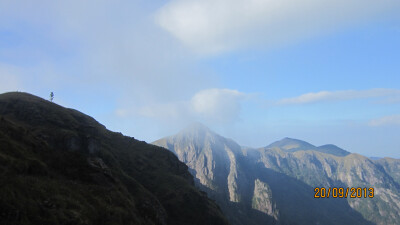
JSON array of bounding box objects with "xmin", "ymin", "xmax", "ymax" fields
[
  {"xmin": 154, "ymin": 123, "xmax": 400, "ymax": 225},
  {"xmin": 0, "ymin": 92, "xmax": 229, "ymax": 225}
]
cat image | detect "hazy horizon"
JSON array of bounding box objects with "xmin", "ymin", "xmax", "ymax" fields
[{"xmin": 1, "ymin": 0, "xmax": 399, "ymax": 158}]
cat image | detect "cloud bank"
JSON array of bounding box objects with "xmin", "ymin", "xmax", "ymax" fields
[{"xmin": 156, "ymin": 0, "xmax": 400, "ymax": 54}]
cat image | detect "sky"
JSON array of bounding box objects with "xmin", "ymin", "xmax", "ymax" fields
[{"xmin": 1, "ymin": 0, "xmax": 400, "ymax": 158}]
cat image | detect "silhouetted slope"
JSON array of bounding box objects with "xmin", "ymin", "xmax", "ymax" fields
[{"xmin": 0, "ymin": 92, "xmax": 229, "ymax": 225}]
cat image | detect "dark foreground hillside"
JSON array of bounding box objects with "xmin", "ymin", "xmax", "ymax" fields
[{"xmin": 0, "ymin": 92, "xmax": 229, "ymax": 225}]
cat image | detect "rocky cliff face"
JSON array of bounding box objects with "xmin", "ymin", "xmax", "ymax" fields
[
  {"xmin": 153, "ymin": 124, "xmax": 249, "ymax": 204},
  {"xmin": 251, "ymin": 179, "xmax": 279, "ymax": 220},
  {"xmin": 154, "ymin": 125, "xmax": 400, "ymax": 225},
  {"xmin": 153, "ymin": 124, "xmax": 274, "ymax": 225},
  {"xmin": 0, "ymin": 92, "xmax": 229, "ymax": 225}
]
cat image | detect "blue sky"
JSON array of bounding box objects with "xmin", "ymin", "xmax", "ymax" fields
[{"xmin": 1, "ymin": 0, "xmax": 400, "ymax": 158}]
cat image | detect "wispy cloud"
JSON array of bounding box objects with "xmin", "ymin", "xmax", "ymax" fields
[
  {"xmin": 369, "ymin": 115, "xmax": 400, "ymax": 126},
  {"xmin": 156, "ymin": 0, "xmax": 400, "ymax": 54},
  {"xmin": 117, "ymin": 88, "xmax": 248, "ymax": 125},
  {"xmin": 278, "ymin": 89, "xmax": 400, "ymax": 105}
]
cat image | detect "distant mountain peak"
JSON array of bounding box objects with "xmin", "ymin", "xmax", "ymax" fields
[
  {"xmin": 266, "ymin": 137, "xmax": 315, "ymax": 152},
  {"xmin": 266, "ymin": 138, "xmax": 350, "ymax": 157},
  {"xmin": 278, "ymin": 137, "xmax": 314, "ymax": 145}
]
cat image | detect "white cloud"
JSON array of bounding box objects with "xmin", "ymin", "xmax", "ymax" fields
[
  {"xmin": 191, "ymin": 88, "xmax": 246, "ymax": 122},
  {"xmin": 156, "ymin": 0, "xmax": 400, "ymax": 54},
  {"xmin": 369, "ymin": 115, "xmax": 400, "ymax": 126},
  {"xmin": 118, "ymin": 88, "xmax": 248, "ymax": 125},
  {"xmin": 278, "ymin": 89, "xmax": 400, "ymax": 105}
]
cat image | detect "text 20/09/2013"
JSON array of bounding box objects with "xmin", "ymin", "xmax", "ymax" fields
[{"xmin": 314, "ymin": 187, "xmax": 374, "ymax": 198}]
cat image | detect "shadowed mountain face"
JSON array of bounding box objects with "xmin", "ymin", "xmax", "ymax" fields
[
  {"xmin": 0, "ymin": 92, "xmax": 229, "ymax": 225},
  {"xmin": 154, "ymin": 124, "xmax": 400, "ymax": 225}
]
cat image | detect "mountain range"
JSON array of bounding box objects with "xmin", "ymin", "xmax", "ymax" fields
[
  {"xmin": 2, "ymin": 92, "xmax": 400, "ymax": 225},
  {"xmin": 153, "ymin": 123, "xmax": 400, "ymax": 225}
]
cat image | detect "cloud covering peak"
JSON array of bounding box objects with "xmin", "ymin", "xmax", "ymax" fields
[{"xmin": 191, "ymin": 88, "xmax": 245, "ymax": 121}]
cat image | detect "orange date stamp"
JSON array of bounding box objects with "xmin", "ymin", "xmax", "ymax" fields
[{"xmin": 314, "ymin": 187, "xmax": 374, "ymax": 198}]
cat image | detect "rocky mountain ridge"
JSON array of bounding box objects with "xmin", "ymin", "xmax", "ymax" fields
[{"xmin": 153, "ymin": 124, "xmax": 400, "ymax": 225}]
